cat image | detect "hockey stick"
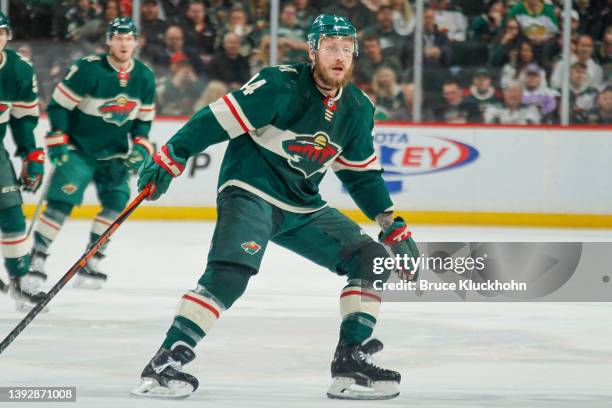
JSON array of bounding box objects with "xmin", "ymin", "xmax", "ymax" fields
[
  {"xmin": 26, "ymin": 167, "xmax": 55, "ymax": 239},
  {"xmin": 0, "ymin": 184, "xmax": 152, "ymax": 355}
]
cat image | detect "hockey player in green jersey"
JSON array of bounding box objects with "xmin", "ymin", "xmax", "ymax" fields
[
  {"xmin": 132, "ymin": 14, "xmax": 418, "ymax": 400},
  {"xmin": 0, "ymin": 12, "xmax": 48, "ymax": 311},
  {"xmin": 28, "ymin": 17, "xmax": 156, "ymax": 290}
]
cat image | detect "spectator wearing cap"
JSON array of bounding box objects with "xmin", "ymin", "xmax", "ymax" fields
[
  {"xmin": 141, "ymin": 0, "xmax": 169, "ymax": 55},
  {"xmin": 354, "ymin": 34, "xmax": 402, "ymax": 85},
  {"xmin": 500, "ymin": 40, "xmax": 548, "ymax": 89},
  {"xmin": 148, "ymin": 25, "xmax": 206, "ymax": 75},
  {"xmin": 521, "ymin": 63, "xmax": 558, "ymax": 123},
  {"xmin": 463, "ymin": 68, "xmax": 501, "ymax": 115},
  {"xmin": 179, "ymin": 1, "xmax": 216, "ymax": 56},
  {"xmin": 469, "ymin": 0, "xmax": 505, "ymax": 43},
  {"xmin": 402, "ymin": 8, "xmax": 451, "ymax": 70},
  {"xmin": 578, "ymin": 86, "xmax": 612, "ymax": 124},
  {"xmin": 156, "ymin": 51, "xmax": 205, "ymax": 115},
  {"xmin": 207, "ymin": 32, "xmax": 251, "ymax": 90},
  {"xmin": 551, "ymin": 34, "xmax": 604, "ymax": 90},
  {"xmin": 362, "ymin": 5, "xmax": 405, "ymax": 56},
  {"xmin": 430, "ymin": 0, "xmax": 467, "ymax": 42},
  {"xmin": 434, "ymin": 79, "xmax": 481, "ymax": 123},
  {"xmin": 563, "ymin": 61, "xmax": 600, "ymax": 122},
  {"xmin": 484, "ymin": 81, "xmax": 541, "ymax": 124},
  {"xmin": 325, "ymin": 0, "xmax": 376, "ymax": 36}
]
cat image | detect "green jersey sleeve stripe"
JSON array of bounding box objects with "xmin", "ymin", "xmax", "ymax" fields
[
  {"xmin": 11, "ymin": 100, "xmax": 40, "ymax": 118},
  {"xmin": 53, "ymin": 83, "xmax": 82, "ymax": 109},
  {"xmin": 332, "ymin": 153, "xmax": 381, "ymax": 172},
  {"xmin": 224, "ymin": 93, "xmax": 254, "ymax": 131}
]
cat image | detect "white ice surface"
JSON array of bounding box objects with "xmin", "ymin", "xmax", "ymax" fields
[{"xmin": 1, "ymin": 221, "xmax": 611, "ymax": 408}]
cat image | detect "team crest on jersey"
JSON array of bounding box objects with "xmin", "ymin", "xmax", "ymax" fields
[
  {"xmin": 241, "ymin": 241, "xmax": 261, "ymax": 255},
  {"xmin": 61, "ymin": 184, "xmax": 78, "ymax": 195},
  {"xmin": 98, "ymin": 95, "xmax": 137, "ymax": 126},
  {"xmin": 282, "ymin": 132, "xmax": 340, "ymax": 177}
]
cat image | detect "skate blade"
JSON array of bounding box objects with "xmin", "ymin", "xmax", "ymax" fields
[
  {"xmin": 130, "ymin": 378, "xmax": 194, "ymax": 399},
  {"xmin": 327, "ymin": 377, "xmax": 399, "ymax": 400},
  {"xmin": 72, "ymin": 275, "xmax": 104, "ymax": 290},
  {"xmin": 15, "ymin": 300, "xmax": 49, "ymax": 313}
]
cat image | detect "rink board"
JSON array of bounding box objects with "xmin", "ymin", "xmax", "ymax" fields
[{"xmin": 7, "ymin": 118, "xmax": 612, "ymax": 227}]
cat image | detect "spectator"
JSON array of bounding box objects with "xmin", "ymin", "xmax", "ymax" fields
[
  {"xmin": 216, "ymin": 6, "xmax": 255, "ymax": 56},
  {"xmin": 294, "ymin": 0, "xmax": 318, "ymax": 29},
  {"xmin": 469, "ymin": 0, "xmax": 505, "ymax": 43},
  {"xmin": 392, "ymin": 83, "xmax": 435, "ymax": 121},
  {"xmin": 551, "ymin": 34, "xmax": 604, "ymax": 90},
  {"xmin": 141, "ymin": 0, "xmax": 169, "ymax": 53},
  {"xmin": 391, "ymin": 0, "xmax": 415, "ymax": 36},
  {"xmin": 207, "ymin": 0, "xmax": 234, "ymax": 29},
  {"xmin": 353, "ymin": 34, "xmax": 401, "ymax": 85},
  {"xmin": 64, "ymin": 0, "xmax": 100, "ymax": 42},
  {"xmin": 159, "ymin": 0, "xmax": 191, "ymax": 23},
  {"xmin": 370, "ymin": 66, "xmax": 406, "ymax": 117},
  {"xmin": 431, "ymin": 0, "xmax": 468, "ymax": 42},
  {"xmin": 594, "ymin": 25, "xmax": 612, "ymax": 84},
  {"xmin": 484, "ymin": 81, "xmax": 541, "ymax": 124},
  {"xmin": 403, "ymin": 8, "xmax": 451, "ymax": 69},
  {"xmin": 179, "ymin": 1, "xmax": 216, "ymax": 56},
  {"xmin": 434, "ymin": 79, "xmax": 481, "ymax": 123},
  {"xmin": 489, "ymin": 17, "xmax": 524, "ymax": 66},
  {"xmin": 565, "ymin": 61, "xmax": 599, "ymax": 122},
  {"xmin": 246, "ymin": 0, "xmax": 270, "ymax": 33},
  {"xmin": 501, "ymin": 40, "xmax": 547, "ymax": 89},
  {"xmin": 148, "ymin": 25, "xmax": 206, "ymax": 75},
  {"xmin": 276, "ymin": 2, "xmax": 309, "ymax": 62},
  {"xmin": 249, "ymin": 35, "xmax": 285, "ymax": 75},
  {"xmin": 77, "ymin": 0, "xmax": 120, "ymax": 51},
  {"xmin": 208, "ymin": 32, "xmax": 251, "ymax": 89},
  {"xmin": 362, "ymin": 5, "xmax": 404, "ymax": 55},
  {"xmin": 463, "ymin": 68, "xmax": 501, "ymax": 115},
  {"xmin": 574, "ymin": 0, "xmax": 598, "ymax": 37},
  {"xmin": 156, "ymin": 52, "xmax": 205, "ymax": 115},
  {"xmin": 578, "ymin": 85, "xmax": 612, "ymax": 124},
  {"xmin": 508, "ymin": 0, "xmax": 558, "ymax": 45},
  {"xmin": 194, "ymin": 80, "xmax": 229, "ymax": 111},
  {"xmin": 521, "ymin": 63, "xmax": 558, "ymax": 122},
  {"xmin": 325, "ymin": 0, "xmax": 376, "ymax": 35}
]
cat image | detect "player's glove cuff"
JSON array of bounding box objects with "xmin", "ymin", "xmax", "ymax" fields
[
  {"xmin": 378, "ymin": 216, "xmax": 420, "ymax": 281},
  {"xmin": 153, "ymin": 144, "xmax": 186, "ymax": 177},
  {"xmin": 45, "ymin": 131, "xmax": 69, "ymax": 166},
  {"xmin": 20, "ymin": 148, "xmax": 45, "ymax": 193}
]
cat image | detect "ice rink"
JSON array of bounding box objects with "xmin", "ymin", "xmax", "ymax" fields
[{"xmin": 1, "ymin": 220, "xmax": 611, "ymax": 408}]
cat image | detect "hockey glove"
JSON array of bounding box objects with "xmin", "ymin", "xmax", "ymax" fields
[
  {"xmin": 45, "ymin": 130, "xmax": 69, "ymax": 166},
  {"xmin": 20, "ymin": 148, "xmax": 45, "ymax": 193},
  {"xmin": 378, "ymin": 216, "xmax": 420, "ymax": 281},
  {"xmin": 138, "ymin": 144, "xmax": 186, "ymax": 201},
  {"xmin": 125, "ymin": 136, "xmax": 155, "ymax": 172}
]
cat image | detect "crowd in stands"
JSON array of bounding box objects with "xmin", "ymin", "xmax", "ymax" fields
[{"xmin": 10, "ymin": 0, "xmax": 612, "ymax": 124}]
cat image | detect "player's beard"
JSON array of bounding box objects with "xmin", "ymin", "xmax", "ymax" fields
[{"xmin": 313, "ymin": 56, "xmax": 353, "ymax": 90}]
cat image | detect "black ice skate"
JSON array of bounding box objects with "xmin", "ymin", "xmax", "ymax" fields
[
  {"xmin": 327, "ymin": 338, "xmax": 400, "ymax": 400},
  {"xmin": 130, "ymin": 344, "xmax": 199, "ymax": 399},
  {"xmin": 73, "ymin": 253, "xmax": 107, "ymax": 290},
  {"xmin": 25, "ymin": 249, "xmax": 49, "ymax": 289},
  {"xmin": 9, "ymin": 276, "xmax": 49, "ymax": 313}
]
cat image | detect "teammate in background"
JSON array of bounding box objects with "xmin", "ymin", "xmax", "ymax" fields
[
  {"xmin": 131, "ymin": 14, "xmax": 418, "ymax": 400},
  {"xmin": 28, "ymin": 17, "xmax": 156, "ymax": 290},
  {"xmin": 0, "ymin": 12, "xmax": 47, "ymax": 311}
]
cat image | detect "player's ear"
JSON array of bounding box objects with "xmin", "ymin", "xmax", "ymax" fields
[{"xmin": 308, "ymin": 48, "xmax": 316, "ymax": 64}]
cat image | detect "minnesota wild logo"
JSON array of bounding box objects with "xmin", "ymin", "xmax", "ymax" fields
[
  {"xmin": 241, "ymin": 241, "xmax": 261, "ymax": 255},
  {"xmin": 282, "ymin": 132, "xmax": 340, "ymax": 178},
  {"xmin": 98, "ymin": 95, "xmax": 137, "ymax": 126}
]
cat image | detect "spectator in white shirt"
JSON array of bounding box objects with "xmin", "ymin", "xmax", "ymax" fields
[{"xmin": 485, "ymin": 80, "xmax": 541, "ymax": 125}]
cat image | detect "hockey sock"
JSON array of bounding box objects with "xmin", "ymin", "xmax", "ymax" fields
[
  {"xmin": 338, "ymin": 279, "xmax": 381, "ymax": 344},
  {"xmin": 0, "ymin": 205, "xmax": 29, "ymax": 278},
  {"xmin": 88, "ymin": 208, "xmax": 120, "ymax": 254},
  {"xmin": 162, "ymin": 262, "xmax": 252, "ymax": 349},
  {"xmin": 33, "ymin": 200, "xmax": 73, "ymax": 253}
]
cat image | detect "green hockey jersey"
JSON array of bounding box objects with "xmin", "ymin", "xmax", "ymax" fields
[
  {"xmin": 47, "ymin": 54, "xmax": 156, "ymax": 159},
  {"xmin": 0, "ymin": 49, "xmax": 40, "ymax": 157},
  {"xmin": 167, "ymin": 63, "xmax": 393, "ymax": 219}
]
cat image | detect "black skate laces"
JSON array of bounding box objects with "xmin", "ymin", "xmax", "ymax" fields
[
  {"xmin": 355, "ymin": 348, "xmax": 391, "ymax": 376},
  {"xmin": 153, "ymin": 356, "xmax": 182, "ymax": 374}
]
